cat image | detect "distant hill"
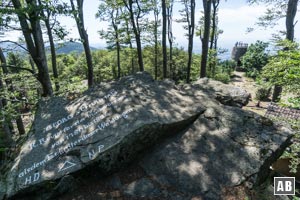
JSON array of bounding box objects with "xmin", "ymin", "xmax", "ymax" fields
[
  {"xmin": 1, "ymin": 41, "xmax": 98, "ymax": 56},
  {"xmin": 53, "ymin": 42, "xmax": 98, "ymax": 54}
]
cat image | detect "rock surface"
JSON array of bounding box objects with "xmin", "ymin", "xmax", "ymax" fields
[
  {"xmin": 190, "ymin": 78, "xmax": 250, "ymax": 107},
  {"xmin": 0, "ymin": 72, "xmax": 293, "ymax": 200}
]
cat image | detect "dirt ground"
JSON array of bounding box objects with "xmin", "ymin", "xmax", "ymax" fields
[{"xmin": 229, "ymin": 71, "xmax": 269, "ymax": 116}]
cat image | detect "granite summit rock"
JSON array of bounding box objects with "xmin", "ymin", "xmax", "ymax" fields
[{"xmin": 0, "ymin": 72, "xmax": 293, "ymax": 199}]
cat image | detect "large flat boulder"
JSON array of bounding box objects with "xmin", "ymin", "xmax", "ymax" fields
[
  {"xmin": 0, "ymin": 72, "xmax": 293, "ymax": 199},
  {"xmin": 1, "ymin": 72, "xmax": 204, "ymax": 199},
  {"xmin": 139, "ymin": 105, "xmax": 293, "ymax": 199}
]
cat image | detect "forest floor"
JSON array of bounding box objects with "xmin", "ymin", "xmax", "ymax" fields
[{"xmin": 229, "ymin": 71, "xmax": 270, "ymax": 116}]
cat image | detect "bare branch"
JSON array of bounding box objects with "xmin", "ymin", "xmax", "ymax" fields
[
  {"xmin": 1, "ymin": 64, "xmax": 36, "ymax": 75},
  {"xmin": 0, "ymin": 40, "xmax": 29, "ymax": 52}
]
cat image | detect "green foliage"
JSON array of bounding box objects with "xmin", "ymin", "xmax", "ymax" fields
[
  {"xmin": 282, "ymin": 127, "xmax": 300, "ymax": 174},
  {"xmin": 214, "ymin": 73, "xmax": 230, "ymax": 83},
  {"xmin": 255, "ymin": 86, "xmax": 271, "ymax": 101},
  {"xmin": 7, "ymin": 52, "xmax": 26, "ymax": 73},
  {"xmin": 262, "ymin": 40, "xmax": 300, "ymax": 95},
  {"xmin": 209, "ymin": 59, "xmax": 235, "ymax": 84},
  {"xmin": 241, "ymin": 40, "xmax": 269, "ymax": 78},
  {"xmin": 287, "ymin": 97, "xmax": 300, "ymax": 109}
]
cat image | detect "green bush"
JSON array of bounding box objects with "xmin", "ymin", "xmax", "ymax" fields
[
  {"xmin": 262, "ymin": 40, "xmax": 300, "ymax": 95},
  {"xmin": 214, "ymin": 73, "xmax": 230, "ymax": 84},
  {"xmin": 288, "ymin": 97, "xmax": 300, "ymax": 109},
  {"xmin": 241, "ymin": 40, "xmax": 269, "ymax": 78},
  {"xmin": 255, "ymin": 86, "xmax": 271, "ymax": 100}
]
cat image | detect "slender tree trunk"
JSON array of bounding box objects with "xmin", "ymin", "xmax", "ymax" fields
[
  {"xmin": 186, "ymin": 0, "xmax": 195, "ymax": 83},
  {"xmin": 130, "ymin": 43, "xmax": 134, "ymax": 74},
  {"xmin": 0, "ymin": 99, "xmax": 13, "ymax": 147},
  {"xmin": 27, "ymin": 0, "xmax": 53, "ymax": 97},
  {"xmin": 154, "ymin": 28, "xmax": 158, "ymax": 80},
  {"xmin": 162, "ymin": 0, "xmax": 167, "ymax": 78},
  {"xmin": 45, "ymin": 18, "xmax": 59, "ymax": 91},
  {"xmin": 29, "ymin": 57, "xmax": 36, "ymax": 73},
  {"xmin": 116, "ymin": 40, "xmax": 121, "ymax": 79},
  {"xmin": 0, "ymin": 48, "xmax": 14, "ymax": 134},
  {"xmin": 124, "ymin": 19, "xmax": 134, "ymax": 74},
  {"xmin": 286, "ymin": 0, "xmax": 298, "ymax": 41},
  {"xmin": 0, "ymin": 72, "xmax": 13, "ymax": 146},
  {"xmin": 200, "ymin": 0, "xmax": 212, "ymax": 78},
  {"xmin": 70, "ymin": 0, "xmax": 94, "ymax": 88},
  {"xmin": 38, "ymin": 0, "xmax": 59, "ymax": 91},
  {"xmin": 12, "ymin": 0, "xmax": 53, "ymax": 97},
  {"xmin": 272, "ymin": 0, "xmax": 298, "ymax": 102},
  {"xmin": 0, "ymin": 49, "xmax": 25, "ymax": 135},
  {"xmin": 167, "ymin": 0, "xmax": 174, "ymax": 80},
  {"xmin": 153, "ymin": 1, "xmax": 159, "ymax": 80},
  {"xmin": 123, "ymin": 0, "xmax": 144, "ymax": 72},
  {"xmin": 112, "ymin": 12, "xmax": 121, "ymax": 79},
  {"xmin": 16, "ymin": 113, "xmax": 25, "ymax": 135},
  {"xmin": 210, "ymin": 0, "xmax": 219, "ymax": 50},
  {"xmin": 135, "ymin": 32, "xmax": 144, "ymax": 72}
]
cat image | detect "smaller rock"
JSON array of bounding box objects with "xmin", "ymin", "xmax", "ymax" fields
[{"xmin": 123, "ymin": 178, "xmax": 161, "ymax": 198}]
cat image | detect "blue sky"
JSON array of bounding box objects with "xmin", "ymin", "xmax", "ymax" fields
[
  {"xmin": 3, "ymin": 0, "xmax": 300, "ymax": 55},
  {"xmin": 83, "ymin": 0, "xmax": 300, "ymax": 51}
]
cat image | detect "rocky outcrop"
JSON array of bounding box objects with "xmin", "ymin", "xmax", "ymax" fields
[
  {"xmin": 184, "ymin": 78, "xmax": 250, "ymax": 107},
  {"xmin": 0, "ymin": 72, "xmax": 293, "ymax": 200},
  {"xmin": 139, "ymin": 106, "xmax": 293, "ymax": 199}
]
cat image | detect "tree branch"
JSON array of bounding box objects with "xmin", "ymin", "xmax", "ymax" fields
[
  {"xmin": 0, "ymin": 40, "xmax": 29, "ymax": 52},
  {"xmin": 1, "ymin": 64, "xmax": 36, "ymax": 75}
]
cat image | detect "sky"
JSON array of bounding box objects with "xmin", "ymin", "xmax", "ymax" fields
[{"xmin": 3, "ymin": 0, "xmax": 300, "ymax": 57}]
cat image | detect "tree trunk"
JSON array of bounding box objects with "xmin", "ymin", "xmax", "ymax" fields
[
  {"xmin": 29, "ymin": 57, "xmax": 36, "ymax": 74},
  {"xmin": 210, "ymin": 0, "xmax": 219, "ymax": 50},
  {"xmin": 186, "ymin": 0, "xmax": 195, "ymax": 83},
  {"xmin": 123, "ymin": 0, "xmax": 144, "ymax": 72},
  {"xmin": 130, "ymin": 43, "xmax": 134, "ymax": 74},
  {"xmin": 0, "ymin": 75, "xmax": 13, "ymax": 146},
  {"xmin": 167, "ymin": 1, "xmax": 174, "ymax": 80},
  {"xmin": 0, "ymin": 99, "xmax": 13, "ymax": 147},
  {"xmin": 286, "ymin": 0, "xmax": 298, "ymax": 41},
  {"xmin": 112, "ymin": 12, "xmax": 121, "ymax": 79},
  {"xmin": 272, "ymin": 85, "xmax": 282, "ymax": 102},
  {"xmin": 0, "ymin": 48, "xmax": 14, "ymax": 134},
  {"xmin": 272, "ymin": 0, "xmax": 298, "ymax": 102},
  {"xmin": 162, "ymin": 0, "xmax": 167, "ymax": 78},
  {"xmin": 45, "ymin": 18, "xmax": 59, "ymax": 91},
  {"xmin": 200, "ymin": 0, "xmax": 212, "ymax": 78},
  {"xmin": 154, "ymin": 26, "xmax": 158, "ymax": 80},
  {"xmin": 70, "ymin": 0, "xmax": 94, "ymax": 88},
  {"xmin": 153, "ymin": 1, "xmax": 159, "ymax": 80},
  {"xmin": 12, "ymin": 0, "xmax": 53, "ymax": 97},
  {"xmin": 124, "ymin": 19, "xmax": 134, "ymax": 74},
  {"xmin": 83, "ymin": 37, "xmax": 94, "ymax": 87},
  {"xmin": 16, "ymin": 114, "xmax": 25, "ymax": 135},
  {"xmin": 38, "ymin": 0, "xmax": 59, "ymax": 91},
  {"xmin": 116, "ymin": 40, "xmax": 121, "ymax": 79}
]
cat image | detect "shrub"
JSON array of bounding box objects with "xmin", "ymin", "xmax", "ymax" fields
[
  {"xmin": 214, "ymin": 73, "xmax": 230, "ymax": 84},
  {"xmin": 241, "ymin": 40, "xmax": 269, "ymax": 78},
  {"xmin": 287, "ymin": 97, "xmax": 300, "ymax": 109},
  {"xmin": 255, "ymin": 86, "xmax": 271, "ymax": 101},
  {"xmin": 262, "ymin": 40, "xmax": 300, "ymax": 95}
]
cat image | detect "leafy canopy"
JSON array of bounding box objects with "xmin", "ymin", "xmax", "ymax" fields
[
  {"xmin": 262, "ymin": 40, "xmax": 300, "ymax": 95},
  {"xmin": 241, "ymin": 40, "xmax": 269, "ymax": 78}
]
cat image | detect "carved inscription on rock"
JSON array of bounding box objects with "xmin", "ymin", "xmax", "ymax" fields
[{"xmin": 15, "ymin": 89, "xmax": 135, "ymax": 188}]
